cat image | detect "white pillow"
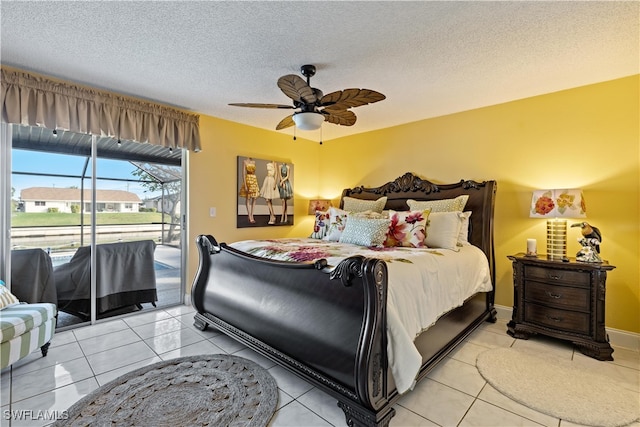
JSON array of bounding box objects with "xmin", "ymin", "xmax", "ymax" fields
[
  {"xmin": 342, "ymin": 196, "xmax": 387, "ymax": 213},
  {"xmin": 458, "ymin": 211, "xmax": 472, "ymax": 245},
  {"xmin": 339, "ymin": 216, "xmax": 391, "ymax": 247},
  {"xmin": 407, "ymin": 195, "xmax": 469, "ymax": 213},
  {"xmin": 425, "ymin": 211, "xmax": 465, "ymax": 250},
  {"xmin": 324, "ymin": 207, "xmax": 350, "ymax": 242}
]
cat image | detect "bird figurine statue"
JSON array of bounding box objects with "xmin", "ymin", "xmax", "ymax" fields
[{"xmin": 571, "ymin": 222, "xmax": 602, "ymax": 262}]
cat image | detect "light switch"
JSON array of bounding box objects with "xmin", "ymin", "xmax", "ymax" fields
[{"xmin": 209, "ymin": 207, "xmax": 216, "ymax": 217}]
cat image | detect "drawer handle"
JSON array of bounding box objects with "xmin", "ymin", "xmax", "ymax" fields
[
  {"xmin": 549, "ymin": 274, "xmax": 562, "ymax": 280},
  {"xmin": 546, "ymin": 315, "xmax": 563, "ymax": 322},
  {"xmin": 545, "ymin": 291, "xmax": 562, "ymax": 299}
]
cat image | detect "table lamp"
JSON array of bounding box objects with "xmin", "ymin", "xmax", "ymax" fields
[
  {"xmin": 530, "ymin": 189, "xmax": 586, "ymax": 260},
  {"xmin": 308, "ymin": 199, "xmax": 331, "ymax": 215}
]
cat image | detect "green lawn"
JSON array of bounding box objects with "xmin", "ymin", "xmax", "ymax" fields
[{"xmin": 11, "ymin": 212, "xmax": 171, "ymax": 227}]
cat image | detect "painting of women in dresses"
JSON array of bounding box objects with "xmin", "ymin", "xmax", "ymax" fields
[
  {"xmin": 278, "ymin": 163, "xmax": 293, "ymax": 223},
  {"xmin": 237, "ymin": 156, "xmax": 294, "ymax": 227}
]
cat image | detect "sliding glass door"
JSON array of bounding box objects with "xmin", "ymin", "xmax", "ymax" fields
[{"xmin": 3, "ymin": 124, "xmax": 185, "ymax": 329}]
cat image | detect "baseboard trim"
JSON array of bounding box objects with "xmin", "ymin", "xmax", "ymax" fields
[{"xmin": 493, "ymin": 304, "xmax": 639, "ymax": 352}]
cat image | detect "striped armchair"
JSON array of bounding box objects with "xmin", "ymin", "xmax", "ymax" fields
[{"xmin": 1, "ymin": 303, "xmax": 56, "ymax": 369}]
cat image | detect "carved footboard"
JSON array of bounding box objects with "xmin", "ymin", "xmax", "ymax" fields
[{"xmin": 192, "ymin": 235, "xmax": 396, "ymax": 426}]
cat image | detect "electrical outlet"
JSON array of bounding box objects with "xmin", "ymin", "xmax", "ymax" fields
[{"xmin": 209, "ymin": 207, "xmax": 216, "ymax": 217}]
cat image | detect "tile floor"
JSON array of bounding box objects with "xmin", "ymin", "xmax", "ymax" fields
[{"xmin": 1, "ymin": 305, "xmax": 639, "ymax": 427}]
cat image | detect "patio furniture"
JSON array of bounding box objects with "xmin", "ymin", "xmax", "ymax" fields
[
  {"xmin": 10, "ymin": 248, "xmax": 57, "ymax": 305},
  {"xmin": 54, "ymin": 240, "xmax": 158, "ymax": 319}
]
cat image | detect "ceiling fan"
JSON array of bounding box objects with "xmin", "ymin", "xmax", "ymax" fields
[{"xmin": 229, "ymin": 64, "xmax": 386, "ymax": 131}]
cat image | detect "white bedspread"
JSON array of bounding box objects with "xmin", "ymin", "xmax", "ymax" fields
[{"xmin": 230, "ymin": 238, "xmax": 493, "ymax": 394}]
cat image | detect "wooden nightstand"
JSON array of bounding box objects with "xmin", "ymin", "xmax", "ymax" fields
[{"xmin": 507, "ymin": 253, "xmax": 615, "ymax": 360}]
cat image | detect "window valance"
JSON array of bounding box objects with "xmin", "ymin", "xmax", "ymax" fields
[{"xmin": 1, "ymin": 66, "xmax": 201, "ymax": 151}]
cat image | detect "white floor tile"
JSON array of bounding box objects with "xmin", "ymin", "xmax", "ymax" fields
[
  {"xmin": 478, "ymin": 384, "xmax": 559, "ymax": 427},
  {"xmin": 163, "ymin": 304, "xmax": 196, "ymax": 317},
  {"xmin": 3, "ymin": 308, "xmax": 637, "ymax": 427},
  {"xmin": 233, "ymin": 347, "xmax": 278, "ymax": 370},
  {"xmin": 610, "ymin": 345, "xmax": 640, "ymax": 371},
  {"xmin": 8, "ymin": 377, "xmax": 99, "ymax": 427},
  {"xmin": 511, "ymin": 335, "xmax": 574, "ymax": 359},
  {"xmin": 122, "ymin": 309, "xmax": 174, "ymax": 328},
  {"xmin": 460, "ymin": 399, "xmax": 546, "ymax": 426},
  {"xmin": 269, "ymin": 400, "xmax": 332, "ymax": 426},
  {"xmin": 10, "ymin": 357, "xmax": 94, "ymax": 403},
  {"xmin": 143, "ymin": 327, "xmax": 204, "ymax": 354},
  {"xmin": 77, "ymin": 327, "xmax": 142, "ymax": 355},
  {"xmin": 94, "ymin": 356, "xmax": 163, "ymax": 386},
  {"xmin": 49, "ymin": 330, "xmax": 77, "ymax": 348},
  {"xmin": 297, "ymin": 388, "xmax": 345, "ymax": 426},
  {"xmin": 158, "ymin": 339, "xmax": 225, "ymax": 360},
  {"xmin": 466, "ymin": 328, "xmax": 516, "ymax": 349},
  {"xmin": 71, "ymin": 319, "xmax": 129, "ymax": 341},
  {"xmin": 9, "ymin": 341, "xmax": 84, "ymax": 376},
  {"xmin": 267, "ymin": 365, "xmax": 314, "ymax": 399},
  {"xmin": 450, "ymin": 340, "xmax": 493, "ymax": 365},
  {"xmin": 427, "ymin": 356, "xmax": 487, "ymax": 396},
  {"xmin": 390, "ymin": 405, "xmax": 438, "ymax": 426},
  {"xmin": 130, "ymin": 317, "xmax": 185, "ymax": 339},
  {"xmin": 208, "ymin": 333, "xmax": 247, "ymax": 353},
  {"xmin": 85, "ymin": 341, "xmax": 157, "ymax": 375},
  {"xmin": 397, "ymin": 378, "xmax": 475, "ymax": 426}
]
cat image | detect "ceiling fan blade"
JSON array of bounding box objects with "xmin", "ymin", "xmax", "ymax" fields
[
  {"xmin": 276, "ymin": 115, "xmax": 295, "ymax": 130},
  {"xmin": 323, "ymin": 109, "xmax": 357, "ymax": 126},
  {"xmin": 277, "ymin": 75, "xmax": 317, "ymax": 104},
  {"xmin": 321, "ymin": 89, "xmax": 386, "ymax": 110},
  {"xmin": 229, "ymin": 103, "xmax": 294, "ymax": 109}
]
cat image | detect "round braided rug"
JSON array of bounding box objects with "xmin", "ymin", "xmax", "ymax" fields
[{"xmin": 56, "ymin": 354, "xmax": 278, "ymax": 427}]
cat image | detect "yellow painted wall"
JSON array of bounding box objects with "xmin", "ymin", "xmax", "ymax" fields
[
  {"xmin": 188, "ymin": 75, "xmax": 639, "ymax": 333},
  {"xmin": 187, "ymin": 116, "xmax": 323, "ymax": 285},
  {"xmin": 318, "ymin": 75, "xmax": 639, "ymax": 333}
]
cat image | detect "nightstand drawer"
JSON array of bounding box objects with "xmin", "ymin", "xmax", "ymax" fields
[
  {"xmin": 524, "ymin": 265, "xmax": 589, "ymax": 287},
  {"xmin": 524, "ymin": 282, "xmax": 590, "ymax": 311},
  {"xmin": 525, "ymin": 303, "xmax": 590, "ymax": 335}
]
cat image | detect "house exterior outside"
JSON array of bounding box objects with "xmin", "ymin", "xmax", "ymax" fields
[
  {"xmin": 20, "ymin": 187, "xmax": 141, "ymax": 213},
  {"xmin": 142, "ymin": 194, "xmax": 181, "ymax": 216}
]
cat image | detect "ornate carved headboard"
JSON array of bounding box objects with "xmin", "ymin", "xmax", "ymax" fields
[{"xmin": 340, "ymin": 172, "xmax": 497, "ymax": 284}]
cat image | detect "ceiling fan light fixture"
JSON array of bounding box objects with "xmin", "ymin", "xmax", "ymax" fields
[{"xmin": 292, "ymin": 112, "xmax": 324, "ymax": 131}]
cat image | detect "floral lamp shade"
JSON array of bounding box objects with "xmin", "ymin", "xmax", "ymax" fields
[
  {"xmin": 530, "ymin": 189, "xmax": 587, "ymax": 219},
  {"xmin": 530, "ymin": 189, "xmax": 586, "ymax": 260},
  {"xmin": 308, "ymin": 199, "xmax": 331, "ymax": 215}
]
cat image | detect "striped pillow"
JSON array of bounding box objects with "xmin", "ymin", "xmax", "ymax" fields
[{"xmin": 0, "ymin": 281, "xmax": 20, "ymax": 309}]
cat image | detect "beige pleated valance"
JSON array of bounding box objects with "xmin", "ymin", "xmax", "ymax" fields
[{"xmin": 1, "ymin": 66, "xmax": 201, "ymax": 151}]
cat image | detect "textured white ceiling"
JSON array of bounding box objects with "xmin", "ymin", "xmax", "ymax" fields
[{"xmin": 1, "ymin": 1, "xmax": 638, "ymax": 141}]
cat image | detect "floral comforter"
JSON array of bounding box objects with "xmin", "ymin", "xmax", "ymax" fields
[{"xmin": 230, "ymin": 238, "xmax": 493, "ymax": 394}]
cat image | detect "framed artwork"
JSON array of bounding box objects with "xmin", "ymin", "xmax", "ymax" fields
[{"xmin": 237, "ymin": 156, "xmax": 294, "ymax": 228}]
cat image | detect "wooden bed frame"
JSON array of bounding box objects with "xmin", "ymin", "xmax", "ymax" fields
[{"xmin": 192, "ymin": 172, "xmax": 497, "ymax": 427}]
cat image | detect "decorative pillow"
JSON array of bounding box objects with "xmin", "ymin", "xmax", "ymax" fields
[
  {"xmin": 407, "ymin": 195, "xmax": 469, "ymax": 213},
  {"xmin": 458, "ymin": 211, "xmax": 472, "ymax": 245},
  {"xmin": 353, "ymin": 210, "xmax": 387, "ymax": 219},
  {"xmin": 339, "ymin": 216, "xmax": 391, "ymax": 247},
  {"xmin": 309, "ymin": 210, "xmax": 330, "ymax": 239},
  {"xmin": 0, "ymin": 280, "xmax": 20, "ymax": 309},
  {"xmin": 383, "ymin": 209, "xmax": 430, "ymax": 248},
  {"xmin": 342, "ymin": 196, "xmax": 387, "ymax": 213},
  {"xmin": 425, "ymin": 211, "xmax": 465, "ymax": 250},
  {"xmin": 324, "ymin": 207, "xmax": 350, "ymax": 242}
]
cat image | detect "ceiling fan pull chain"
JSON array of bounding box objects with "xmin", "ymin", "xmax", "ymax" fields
[
  {"xmin": 319, "ymin": 126, "xmax": 323, "ymax": 145},
  {"xmin": 293, "ymin": 125, "xmax": 296, "ymax": 141}
]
